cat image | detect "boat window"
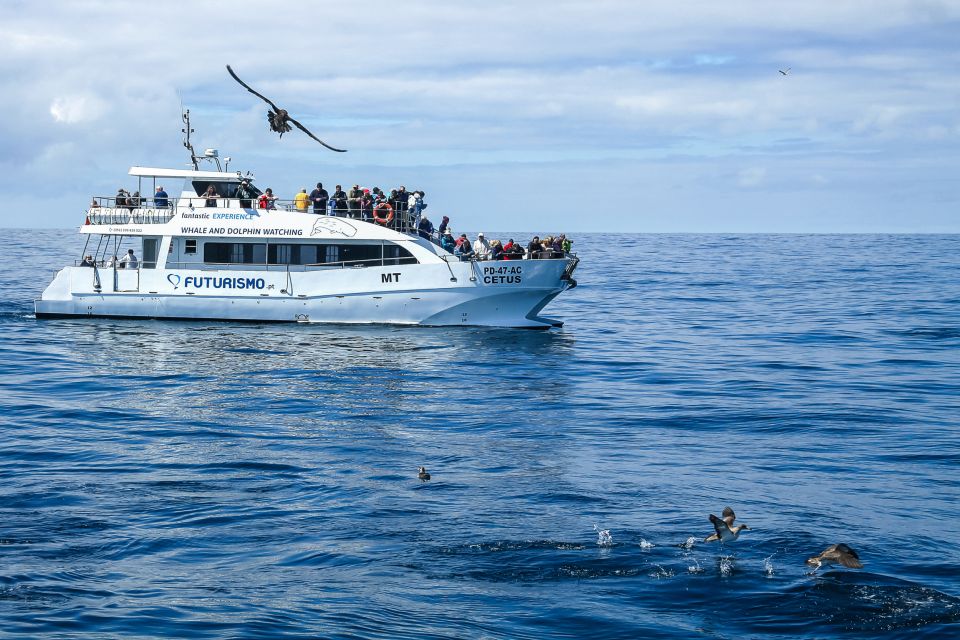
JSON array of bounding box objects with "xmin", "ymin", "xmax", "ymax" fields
[
  {"xmin": 185, "ymin": 239, "xmax": 197, "ymax": 255},
  {"xmin": 142, "ymin": 237, "xmax": 160, "ymax": 269},
  {"xmin": 203, "ymin": 242, "xmax": 419, "ymax": 267},
  {"xmin": 204, "ymin": 242, "xmax": 267, "ymax": 264}
]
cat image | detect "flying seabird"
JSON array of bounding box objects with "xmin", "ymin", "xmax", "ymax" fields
[
  {"xmin": 418, "ymin": 466, "xmax": 431, "ymax": 481},
  {"xmin": 226, "ymin": 65, "xmax": 347, "ymax": 152},
  {"xmin": 806, "ymin": 543, "xmax": 863, "ymax": 569},
  {"xmin": 778, "ymin": 68, "xmax": 791, "ymax": 76},
  {"xmin": 704, "ymin": 506, "xmax": 750, "ymax": 543}
]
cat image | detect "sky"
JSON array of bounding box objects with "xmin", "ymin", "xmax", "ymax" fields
[{"xmin": 0, "ymin": 0, "xmax": 958, "ymax": 232}]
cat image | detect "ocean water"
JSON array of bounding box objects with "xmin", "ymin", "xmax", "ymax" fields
[{"xmin": 2, "ymin": 230, "xmax": 959, "ymax": 638}]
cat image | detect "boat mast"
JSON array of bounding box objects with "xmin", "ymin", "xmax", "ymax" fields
[{"xmin": 182, "ymin": 109, "xmax": 199, "ymax": 171}]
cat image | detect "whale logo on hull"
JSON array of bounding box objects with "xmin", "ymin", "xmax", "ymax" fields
[
  {"xmin": 311, "ymin": 218, "xmax": 357, "ymax": 237},
  {"xmin": 167, "ymin": 274, "xmax": 181, "ymax": 289}
]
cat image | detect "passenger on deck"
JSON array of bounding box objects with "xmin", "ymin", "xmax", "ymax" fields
[
  {"xmin": 115, "ymin": 188, "xmax": 128, "ymax": 208},
  {"xmin": 417, "ymin": 216, "xmax": 434, "ymax": 240},
  {"xmin": 490, "ymin": 239, "xmax": 504, "ymax": 261},
  {"xmin": 347, "ymin": 184, "xmax": 362, "ymax": 218},
  {"xmin": 310, "ymin": 182, "xmax": 328, "ymax": 214},
  {"xmin": 119, "ymin": 249, "xmax": 139, "ymax": 269},
  {"xmin": 294, "ymin": 188, "xmax": 310, "ymax": 212},
  {"xmin": 455, "ymin": 233, "xmax": 475, "ymax": 260},
  {"xmin": 258, "ymin": 188, "xmax": 277, "ymax": 210},
  {"xmin": 154, "ymin": 186, "xmax": 169, "ymax": 208},
  {"xmin": 332, "ymin": 185, "xmax": 347, "ymax": 216},
  {"xmin": 203, "ymin": 185, "xmax": 219, "ymax": 208},
  {"xmin": 395, "ymin": 186, "xmax": 409, "ymax": 218},
  {"xmin": 562, "ymin": 235, "xmax": 572, "ymax": 253},
  {"xmin": 440, "ymin": 230, "xmax": 456, "ymax": 253},
  {"xmin": 80, "ymin": 255, "xmax": 96, "ymax": 267},
  {"xmin": 526, "ymin": 236, "xmax": 541, "ymax": 259},
  {"xmin": 409, "ymin": 191, "xmax": 426, "ymax": 228},
  {"xmin": 106, "ymin": 255, "xmax": 119, "ymax": 267},
  {"xmin": 360, "ymin": 189, "xmax": 374, "ymax": 221},
  {"xmin": 473, "ymin": 232, "xmax": 491, "ymax": 259},
  {"xmin": 551, "ymin": 235, "xmax": 564, "ymax": 257},
  {"xmin": 438, "ymin": 215, "xmax": 450, "ymax": 238},
  {"xmin": 236, "ymin": 180, "xmax": 255, "ymax": 208},
  {"xmin": 508, "ymin": 240, "xmax": 525, "ymax": 260},
  {"xmin": 89, "ymin": 198, "xmax": 100, "ymax": 209}
]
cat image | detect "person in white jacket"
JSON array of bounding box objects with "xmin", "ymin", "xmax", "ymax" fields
[{"xmin": 473, "ymin": 232, "xmax": 491, "ymax": 259}]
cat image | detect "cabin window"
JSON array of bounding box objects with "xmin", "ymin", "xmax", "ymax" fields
[
  {"xmin": 204, "ymin": 242, "xmax": 267, "ymax": 264},
  {"xmin": 185, "ymin": 239, "xmax": 197, "ymax": 255},
  {"xmin": 203, "ymin": 242, "xmax": 418, "ymax": 267},
  {"xmin": 142, "ymin": 237, "xmax": 160, "ymax": 269}
]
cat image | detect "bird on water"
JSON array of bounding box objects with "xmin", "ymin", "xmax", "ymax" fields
[
  {"xmin": 704, "ymin": 506, "xmax": 750, "ymax": 543},
  {"xmin": 806, "ymin": 543, "xmax": 863, "ymax": 569},
  {"xmin": 418, "ymin": 467, "xmax": 431, "ymax": 481}
]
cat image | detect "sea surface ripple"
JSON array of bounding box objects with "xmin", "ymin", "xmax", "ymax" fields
[{"xmin": 1, "ymin": 230, "xmax": 959, "ymax": 638}]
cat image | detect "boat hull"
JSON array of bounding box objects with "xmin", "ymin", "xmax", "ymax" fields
[{"xmin": 35, "ymin": 259, "xmax": 574, "ymax": 329}]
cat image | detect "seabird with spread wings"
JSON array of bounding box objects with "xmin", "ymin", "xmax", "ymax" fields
[
  {"xmin": 704, "ymin": 506, "xmax": 750, "ymax": 543},
  {"xmin": 226, "ymin": 65, "xmax": 346, "ymax": 152}
]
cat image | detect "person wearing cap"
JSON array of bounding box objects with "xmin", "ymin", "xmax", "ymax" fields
[
  {"xmin": 154, "ymin": 185, "xmax": 169, "ymax": 208},
  {"xmin": 309, "ymin": 182, "xmax": 328, "ymax": 214},
  {"xmin": 440, "ymin": 229, "xmax": 456, "ymax": 253},
  {"xmin": 473, "ymin": 232, "xmax": 491, "ymax": 260},
  {"xmin": 236, "ymin": 179, "xmax": 256, "ymax": 209},
  {"xmin": 347, "ymin": 184, "xmax": 362, "ymax": 218}
]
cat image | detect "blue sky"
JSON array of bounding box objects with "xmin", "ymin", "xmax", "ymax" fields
[{"xmin": 1, "ymin": 0, "xmax": 958, "ymax": 232}]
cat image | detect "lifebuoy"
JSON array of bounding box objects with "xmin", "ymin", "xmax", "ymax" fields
[{"xmin": 373, "ymin": 202, "xmax": 394, "ymax": 225}]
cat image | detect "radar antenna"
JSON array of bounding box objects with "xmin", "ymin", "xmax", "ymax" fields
[{"xmin": 182, "ymin": 109, "xmax": 199, "ymax": 170}]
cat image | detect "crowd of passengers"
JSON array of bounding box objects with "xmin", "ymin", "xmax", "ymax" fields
[
  {"xmin": 423, "ymin": 222, "xmax": 571, "ymax": 261},
  {"xmin": 101, "ymin": 183, "xmax": 572, "ymax": 260}
]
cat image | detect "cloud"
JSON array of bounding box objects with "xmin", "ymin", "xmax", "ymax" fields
[
  {"xmin": 50, "ymin": 94, "xmax": 106, "ymax": 124},
  {"xmin": 0, "ymin": 0, "xmax": 958, "ymax": 230}
]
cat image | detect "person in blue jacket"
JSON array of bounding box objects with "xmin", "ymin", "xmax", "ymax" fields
[
  {"xmin": 417, "ymin": 216, "xmax": 434, "ymax": 240},
  {"xmin": 154, "ymin": 186, "xmax": 169, "ymax": 208}
]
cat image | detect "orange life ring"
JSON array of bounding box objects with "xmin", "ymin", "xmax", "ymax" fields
[{"xmin": 373, "ymin": 202, "xmax": 394, "ymax": 225}]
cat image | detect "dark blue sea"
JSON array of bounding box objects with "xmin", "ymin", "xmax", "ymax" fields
[{"xmin": 2, "ymin": 230, "xmax": 959, "ymax": 638}]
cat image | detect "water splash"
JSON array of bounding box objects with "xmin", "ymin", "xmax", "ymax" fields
[
  {"xmin": 687, "ymin": 558, "xmax": 703, "ymax": 574},
  {"xmin": 649, "ymin": 565, "xmax": 674, "ymax": 579},
  {"xmin": 679, "ymin": 536, "xmax": 696, "ymax": 550},
  {"xmin": 638, "ymin": 538, "xmax": 655, "ymax": 550},
  {"xmin": 719, "ymin": 555, "xmax": 734, "ymax": 577},
  {"xmin": 594, "ymin": 524, "xmax": 613, "ymax": 547},
  {"xmin": 763, "ymin": 554, "xmax": 776, "ymax": 578}
]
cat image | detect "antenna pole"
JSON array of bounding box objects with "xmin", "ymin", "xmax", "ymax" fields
[{"xmin": 182, "ymin": 109, "xmax": 199, "ymax": 170}]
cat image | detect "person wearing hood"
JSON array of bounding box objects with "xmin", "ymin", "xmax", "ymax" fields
[
  {"xmin": 473, "ymin": 232, "xmax": 491, "ymax": 260},
  {"xmin": 417, "ymin": 215, "xmax": 434, "ymax": 240}
]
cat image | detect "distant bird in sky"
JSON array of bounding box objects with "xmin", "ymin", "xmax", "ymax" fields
[
  {"xmin": 418, "ymin": 466, "xmax": 431, "ymax": 481},
  {"xmin": 779, "ymin": 68, "xmax": 791, "ymax": 76},
  {"xmin": 806, "ymin": 544, "xmax": 863, "ymax": 570},
  {"xmin": 704, "ymin": 506, "xmax": 750, "ymax": 543},
  {"xmin": 226, "ymin": 65, "xmax": 346, "ymax": 152}
]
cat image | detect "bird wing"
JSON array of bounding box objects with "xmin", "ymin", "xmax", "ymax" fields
[
  {"xmin": 722, "ymin": 506, "xmax": 736, "ymax": 526},
  {"xmin": 226, "ymin": 65, "xmax": 282, "ymax": 112},
  {"xmin": 287, "ymin": 115, "xmax": 347, "ymax": 152},
  {"xmin": 709, "ymin": 513, "xmax": 731, "ymax": 539},
  {"xmin": 834, "ymin": 544, "xmax": 863, "ymax": 568}
]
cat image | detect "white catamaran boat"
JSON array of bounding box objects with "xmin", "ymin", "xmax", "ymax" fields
[{"xmin": 36, "ymin": 130, "xmax": 578, "ymax": 328}]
